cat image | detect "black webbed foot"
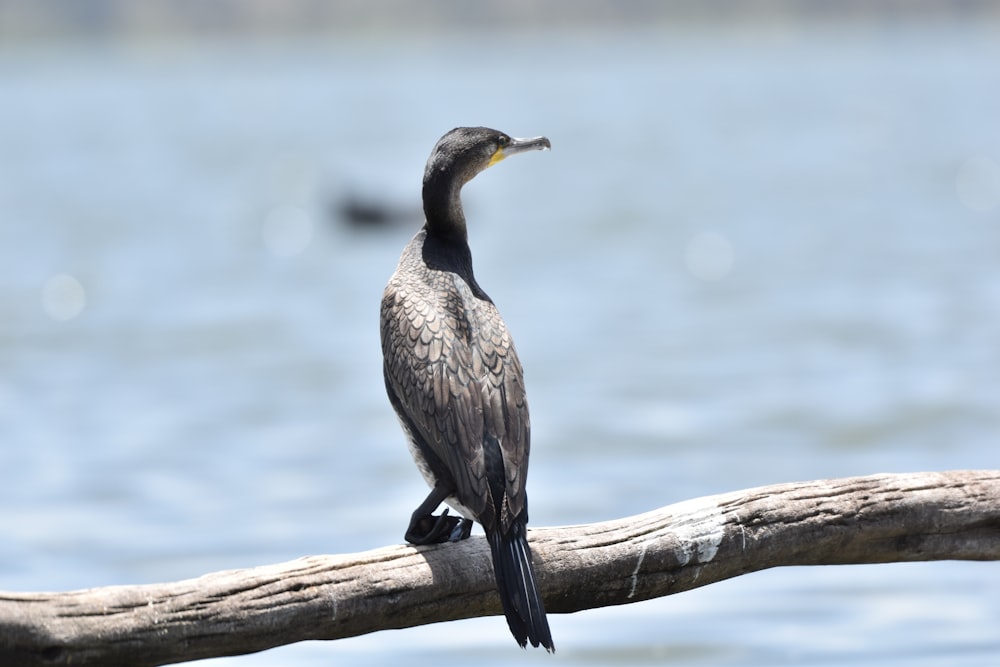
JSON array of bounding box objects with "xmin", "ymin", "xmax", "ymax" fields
[
  {"xmin": 406, "ymin": 509, "xmax": 467, "ymax": 545},
  {"xmin": 448, "ymin": 518, "xmax": 474, "ymax": 542}
]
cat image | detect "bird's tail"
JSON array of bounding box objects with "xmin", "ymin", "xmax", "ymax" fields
[{"xmin": 487, "ymin": 521, "xmax": 554, "ymax": 652}]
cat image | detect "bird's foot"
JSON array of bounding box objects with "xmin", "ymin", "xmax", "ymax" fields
[
  {"xmin": 448, "ymin": 517, "xmax": 474, "ymax": 542},
  {"xmin": 405, "ymin": 509, "xmax": 472, "ymax": 545}
]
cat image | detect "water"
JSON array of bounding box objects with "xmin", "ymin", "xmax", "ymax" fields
[{"xmin": 2, "ymin": 20, "xmax": 999, "ymax": 666}]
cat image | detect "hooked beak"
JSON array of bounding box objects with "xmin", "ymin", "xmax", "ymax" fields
[{"xmin": 489, "ymin": 135, "xmax": 551, "ymax": 166}]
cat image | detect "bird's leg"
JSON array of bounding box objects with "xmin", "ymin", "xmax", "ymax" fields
[{"xmin": 405, "ymin": 484, "xmax": 470, "ymax": 545}]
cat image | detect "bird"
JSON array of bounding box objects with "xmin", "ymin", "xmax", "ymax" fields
[{"xmin": 380, "ymin": 127, "xmax": 554, "ymax": 651}]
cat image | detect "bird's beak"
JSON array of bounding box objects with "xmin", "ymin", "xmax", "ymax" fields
[{"xmin": 489, "ymin": 136, "xmax": 551, "ymax": 167}]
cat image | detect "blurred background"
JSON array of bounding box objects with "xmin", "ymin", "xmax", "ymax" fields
[{"xmin": 2, "ymin": 1, "xmax": 999, "ymax": 665}]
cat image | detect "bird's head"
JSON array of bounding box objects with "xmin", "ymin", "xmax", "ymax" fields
[{"xmin": 423, "ymin": 127, "xmax": 551, "ymax": 188}]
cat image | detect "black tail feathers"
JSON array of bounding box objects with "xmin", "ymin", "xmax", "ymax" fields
[{"xmin": 487, "ymin": 522, "xmax": 554, "ymax": 652}]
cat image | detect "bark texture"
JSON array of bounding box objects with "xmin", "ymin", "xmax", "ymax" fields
[{"xmin": 2, "ymin": 470, "xmax": 998, "ymax": 666}]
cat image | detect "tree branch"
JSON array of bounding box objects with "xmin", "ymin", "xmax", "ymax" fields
[{"xmin": 2, "ymin": 470, "xmax": 998, "ymax": 666}]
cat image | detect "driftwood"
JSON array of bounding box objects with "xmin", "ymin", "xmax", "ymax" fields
[{"xmin": 1, "ymin": 470, "xmax": 998, "ymax": 666}]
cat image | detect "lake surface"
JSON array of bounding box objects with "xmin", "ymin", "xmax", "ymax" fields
[{"xmin": 1, "ymin": 19, "xmax": 999, "ymax": 666}]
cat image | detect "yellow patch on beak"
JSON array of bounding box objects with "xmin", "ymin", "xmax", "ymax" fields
[{"xmin": 487, "ymin": 146, "xmax": 506, "ymax": 167}]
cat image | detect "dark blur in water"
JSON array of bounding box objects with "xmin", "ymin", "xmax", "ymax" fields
[{"xmin": 1, "ymin": 20, "xmax": 999, "ymax": 667}]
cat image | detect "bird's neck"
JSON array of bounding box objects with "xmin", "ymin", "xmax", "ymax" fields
[
  {"xmin": 419, "ymin": 175, "xmax": 491, "ymax": 301},
  {"xmin": 422, "ymin": 175, "xmax": 468, "ymax": 243}
]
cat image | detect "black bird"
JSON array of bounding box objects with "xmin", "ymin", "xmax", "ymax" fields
[{"xmin": 380, "ymin": 127, "xmax": 553, "ymax": 651}]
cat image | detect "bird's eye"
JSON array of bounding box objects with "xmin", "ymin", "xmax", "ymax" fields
[{"xmin": 497, "ymin": 135, "xmax": 510, "ymax": 147}]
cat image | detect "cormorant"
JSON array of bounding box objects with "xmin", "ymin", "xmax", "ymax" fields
[{"xmin": 380, "ymin": 127, "xmax": 553, "ymax": 651}]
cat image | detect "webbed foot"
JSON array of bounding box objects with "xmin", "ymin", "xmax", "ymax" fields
[
  {"xmin": 448, "ymin": 518, "xmax": 473, "ymax": 542},
  {"xmin": 406, "ymin": 509, "xmax": 467, "ymax": 545}
]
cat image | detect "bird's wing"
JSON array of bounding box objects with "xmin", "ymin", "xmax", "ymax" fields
[
  {"xmin": 476, "ymin": 300, "xmax": 531, "ymax": 531},
  {"xmin": 381, "ymin": 272, "xmax": 529, "ymax": 531}
]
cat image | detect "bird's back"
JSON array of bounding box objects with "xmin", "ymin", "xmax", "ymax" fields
[{"xmin": 380, "ymin": 229, "xmax": 530, "ymax": 532}]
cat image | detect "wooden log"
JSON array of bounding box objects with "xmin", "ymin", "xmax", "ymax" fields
[{"xmin": 1, "ymin": 470, "xmax": 998, "ymax": 666}]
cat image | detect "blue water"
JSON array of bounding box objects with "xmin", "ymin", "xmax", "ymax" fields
[{"xmin": 2, "ymin": 21, "xmax": 999, "ymax": 666}]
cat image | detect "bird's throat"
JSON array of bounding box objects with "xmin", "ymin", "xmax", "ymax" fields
[{"xmin": 422, "ymin": 175, "xmax": 468, "ymax": 242}]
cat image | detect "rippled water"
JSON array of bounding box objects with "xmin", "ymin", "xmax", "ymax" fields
[{"xmin": 1, "ymin": 21, "xmax": 999, "ymax": 666}]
